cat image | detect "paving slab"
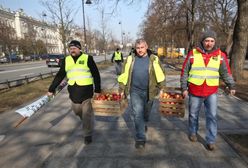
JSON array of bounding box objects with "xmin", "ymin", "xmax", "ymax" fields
[{"xmin": 0, "ymin": 65, "xmax": 248, "ymax": 168}]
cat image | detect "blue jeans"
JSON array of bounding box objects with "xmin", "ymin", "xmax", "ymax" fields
[
  {"xmin": 188, "ymin": 93, "xmax": 217, "ymax": 144},
  {"xmin": 130, "ymin": 88, "xmax": 151, "ymax": 141}
]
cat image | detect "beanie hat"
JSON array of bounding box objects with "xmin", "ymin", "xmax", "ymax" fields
[
  {"xmin": 201, "ymin": 29, "xmax": 217, "ymax": 42},
  {"xmin": 68, "ymin": 40, "xmax": 81, "ymax": 49}
]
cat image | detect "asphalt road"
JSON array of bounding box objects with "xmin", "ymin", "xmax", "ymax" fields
[
  {"xmin": 0, "ymin": 55, "xmax": 112, "ymax": 83},
  {"xmin": 0, "ymin": 61, "xmax": 59, "ymax": 83}
]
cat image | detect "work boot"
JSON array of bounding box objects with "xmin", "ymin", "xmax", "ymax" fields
[
  {"xmin": 189, "ymin": 134, "xmax": 197, "ymax": 142},
  {"xmin": 84, "ymin": 136, "xmax": 92, "ymax": 145},
  {"xmin": 135, "ymin": 141, "xmax": 146, "ymax": 149},
  {"xmin": 206, "ymin": 143, "xmax": 215, "ymax": 151}
]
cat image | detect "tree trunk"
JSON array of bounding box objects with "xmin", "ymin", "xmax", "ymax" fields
[
  {"xmin": 230, "ymin": 0, "xmax": 248, "ymax": 82},
  {"xmin": 186, "ymin": 0, "xmax": 196, "ymax": 53}
]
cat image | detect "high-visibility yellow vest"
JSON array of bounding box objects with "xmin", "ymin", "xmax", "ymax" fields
[
  {"xmin": 65, "ymin": 54, "xmax": 93, "ymax": 86},
  {"xmin": 114, "ymin": 51, "xmax": 122, "ymax": 61},
  {"xmin": 118, "ymin": 55, "xmax": 165, "ymax": 85},
  {"xmin": 118, "ymin": 56, "xmax": 132, "ymax": 85},
  {"xmin": 153, "ymin": 56, "xmax": 165, "ymax": 82},
  {"xmin": 188, "ymin": 49, "xmax": 221, "ymax": 86}
]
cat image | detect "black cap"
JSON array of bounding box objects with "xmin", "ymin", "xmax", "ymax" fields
[{"xmin": 68, "ymin": 40, "xmax": 81, "ymax": 49}]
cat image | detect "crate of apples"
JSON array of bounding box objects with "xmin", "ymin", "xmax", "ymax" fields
[
  {"xmin": 159, "ymin": 87, "xmax": 185, "ymax": 117},
  {"xmin": 92, "ymin": 90, "xmax": 127, "ymax": 116}
]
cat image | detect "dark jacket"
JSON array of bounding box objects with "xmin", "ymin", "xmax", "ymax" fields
[
  {"xmin": 48, "ymin": 53, "xmax": 101, "ymax": 103},
  {"xmin": 111, "ymin": 51, "xmax": 124, "ymax": 63}
]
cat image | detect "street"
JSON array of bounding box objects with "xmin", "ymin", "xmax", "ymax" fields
[{"xmin": 0, "ymin": 55, "xmax": 112, "ymax": 83}]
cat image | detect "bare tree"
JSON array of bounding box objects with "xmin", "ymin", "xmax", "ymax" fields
[
  {"xmin": 230, "ymin": 0, "xmax": 248, "ymax": 81},
  {"xmin": 0, "ymin": 20, "xmax": 16, "ymax": 61},
  {"xmin": 98, "ymin": 6, "xmax": 109, "ymax": 61},
  {"xmin": 200, "ymin": 0, "xmax": 237, "ymax": 51},
  {"xmin": 41, "ymin": 0, "xmax": 77, "ymax": 55}
]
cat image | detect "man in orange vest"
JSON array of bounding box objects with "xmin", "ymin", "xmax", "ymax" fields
[{"xmin": 180, "ymin": 30, "xmax": 235, "ymax": 151}]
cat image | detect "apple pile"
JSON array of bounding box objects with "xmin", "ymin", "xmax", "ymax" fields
[
  {"xmin": 160, "ymin": 92, "xmax": 183, "ymax": 99},
  {"xmin": 94, "ymin": 92, "xmax": 122, "ymax": 101}
]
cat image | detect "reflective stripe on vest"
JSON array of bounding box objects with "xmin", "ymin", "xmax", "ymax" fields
[
  {"xmin": 118, "ymin": 55, "xmax": 165, "ymax": 85},
  {"xmin": 153, "ymin": 56, "xmax": 165, "ymax": 83},
  {"xmin": 114, "ymin": 51, "xmax": 122, "ymax": 61},
  {"xmin": 188, "ymin": 49, "xmax": 221, "ymax": 86},
  {"xmin": 118, "ymin": 56, "xmax": 132, "ymax": 85},
  {"xmin": 65, "ymin": 54, "xmax": 93, "ymax": 86}
]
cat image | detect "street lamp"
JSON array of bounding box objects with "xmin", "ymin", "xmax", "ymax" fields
[
  {"xmin": 42, "ymin": 12, "xmax": 47, "ymax": 54},
  {"xmin": 82, "ymin": 0, "xmax": 92, "ymax": 52},
  {"xmin": 119, "ymin": 21, "xmax": 123, "ymax": 46}
]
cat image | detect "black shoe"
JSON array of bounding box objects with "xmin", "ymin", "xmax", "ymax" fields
[
  {"xmin": 145, "ymin": 125, "xmax": 148, "ymax": 132},
  {"xmin": 135, "ymin": 141, "xmax": 145, "ymax": 149},
  {"xmin": 189, "ymin": 134, "xmax": 197, "ymax": 142},
  {"xmin": 206, "ymin": 143, "xmax": 215, "ymax": 151},
  {"xmin": 84, "ymin": 136, "xmax": 92, "ymax": 145}
]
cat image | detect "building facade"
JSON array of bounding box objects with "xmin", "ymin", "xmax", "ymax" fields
[{"xmin": 0, "ymin": 6, "xmax": 63, "ymax": 55}]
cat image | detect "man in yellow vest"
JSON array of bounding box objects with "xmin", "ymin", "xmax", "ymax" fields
[
  {"xmin": 47, "ymin": 40, "xmax": 101, "ymax": 145},
  {"xmin": 118, "ymin": 39, "xmax": 165, "ymax": 149},
  {"xmin": 180, "ymin": 30, "xmax": 235, "ymax": 151},
  {"xmin": 111, "ymin": 48, "xmax": 123, "ymax": 76}
]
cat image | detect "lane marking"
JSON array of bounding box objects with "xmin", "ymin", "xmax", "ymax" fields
[
  {"xmin": 20, "ymin": 73, "xmax": 34, "ymax": 76},
  {"xmin": 20, "ymin": 73, "xmax": 34, "ymax": 77},
  {"xmin": 0, "ymin": 65, "xmax": 47, "ymax": 74}
]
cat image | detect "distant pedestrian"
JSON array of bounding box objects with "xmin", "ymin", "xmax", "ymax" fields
[
  {"xmin": 111, "ymin": 48, "xmax": 123, "ymax": 76},
  {"xmin": 180, "ymin": 29, "xmax": 235, "ymax": 151},
  {"xmin": 118, "ymin": 39, "xmax": 166, "ymax": 149},
  {"xmin": 47, "ymin": 40, "xmax": 101, "ymax": 145},
  {"xmin": 129, "ymin": 47, "xmax": 135, "ymax": 55}
]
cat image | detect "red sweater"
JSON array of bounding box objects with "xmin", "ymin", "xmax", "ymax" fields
[{"xmin": 181, "ymin": 47, "xmax": 233, "ymax": 97}]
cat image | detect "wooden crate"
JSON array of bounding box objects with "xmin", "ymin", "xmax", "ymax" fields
[
  {"xmin": 92, "ymin": 90, "xmax": 127, "ymax": 116},
  {"xmin": 159, "ymin": 87, "xmax": 185, "ymax": 118}
]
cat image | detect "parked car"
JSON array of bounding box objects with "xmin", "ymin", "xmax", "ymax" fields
[
  {"xmin": 46, "ymin": 54, "xmax": 65, "ymax": 67},
  {"xmin": 24, "ymin": 55, "xmax": 32, "ymax": 62},
  {"xmin": 0, "ymin": 57, "xmax": 8, "ymax": 63},
  {"xmin": 0, "ymin": 55, "xmax": 21, "ymax": 63}
]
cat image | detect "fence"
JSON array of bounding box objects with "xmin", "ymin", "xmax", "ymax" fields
[{"xmin": 0, "ymin": 70, "xmax": 58, "ymax": 90}]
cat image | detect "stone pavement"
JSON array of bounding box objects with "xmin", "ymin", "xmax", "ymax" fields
[{"xmin": 0, "ymin": 65, "xmax": 248, "ymax": 168}]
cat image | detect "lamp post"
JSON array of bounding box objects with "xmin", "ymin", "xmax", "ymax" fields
[
  {"xmin": 82, "ymin": 0, "xmax": 92, "ymax": 52},
  {"xmin": 119, "ymin": 21, "xmax": 123, "ymax": 47},
  {"xmin": 42, "ymin": 12, "xmax": 47, "ymax": 54}
]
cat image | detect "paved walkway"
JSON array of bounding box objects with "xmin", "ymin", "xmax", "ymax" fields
[{"xmin": 0, "ymin": 65, "xmax": 248, "ymax": 168}]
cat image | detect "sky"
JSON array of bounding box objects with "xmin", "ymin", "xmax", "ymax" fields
[{"xmin": 0, "ymin": 0, "xmax": 150, "ymax": 42}]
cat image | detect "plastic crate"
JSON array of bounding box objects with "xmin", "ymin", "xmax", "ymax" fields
[
  {"xmin": 159, "ymin": 87, "xmax": 185, "ymax": 117},
  {"xmin": 92, "ymin": 90, "xmax": 127, "ymax": 116}
]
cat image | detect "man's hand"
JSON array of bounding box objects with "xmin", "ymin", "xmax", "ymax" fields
[
  {"xmin": 230, "ymin": 89, "xmax": 235, "ymax": 96},
  {"xmin": 93, "ymin": 93, "xmax": 100, "ymax": 99},
  {"xmin": 182, "ymin": 90, "xmax": 188, "ymax": 98},
  {"xmin": 159, "ymin": 89, "xmax": 164, "ymax": 96},
  {"xmin": 47, "ymin": 92, "xmax": 54, "ymax": 97},
  {"xmin": 119, "ymin": 92, "xmax": 125, "ymax": 99}
]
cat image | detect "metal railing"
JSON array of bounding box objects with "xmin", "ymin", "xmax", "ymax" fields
[{"xmin": 0, "ymin": 70, "xmax": 58, "ymax": 90}]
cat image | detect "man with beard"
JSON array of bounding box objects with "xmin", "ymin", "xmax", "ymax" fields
[
  {"xmin": 47, "ymin": 40, "xmax": 101, "ymax": 145},
  {"xmin": 180, "ymin": 30, "xmax": 235, "ymax": 150}
]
